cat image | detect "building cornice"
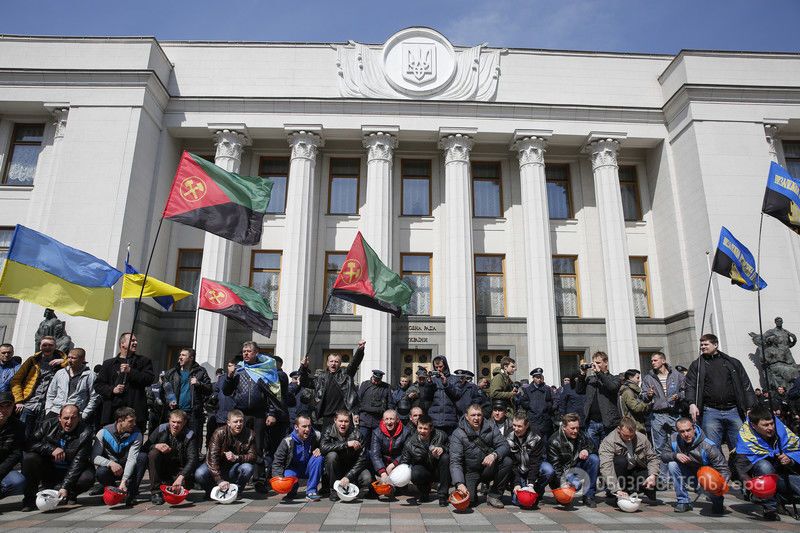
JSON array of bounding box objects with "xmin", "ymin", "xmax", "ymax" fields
[{"xmin": 663, "ymin": 83, "xmax": 800, "ymax": 126}]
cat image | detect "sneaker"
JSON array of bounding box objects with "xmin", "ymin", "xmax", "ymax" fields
[
  {"xmin": 151, "ymin": 492, "xmax": 164, "ymax": 505},
  {"xmin": 253, "ymin": 480, "xmax": 268, "ymax": 493},
  {"xmin": 438, "ymin": 497, "xmax": 449, "ymax": 507},
  {"xmin": 763, "ymin": 510, "xmax": 780, "ymax": 521},
  {"xmin": 306, "ymin": 491, "xmax": 321, "ymax": 502},
  {"xmin": 583, "ymin": 496, "xmax": 597, "ymax": 508},
  {"xmin": 418, "ymin": 493, "xmax": 432, "ymax": 503},
  {"xmin": 674, "ymin": 503, "xmax": 692, "ymax": 513},
  {"xmin": 124, "ymin": 493, "xmax": 136, "ymax": 507},
  {"xmin": 487, "ymin": 495, "xmax": 504, "ymax": 509},
  {"xmin": 88, "ymin": 484, "xmax": 104, "ymax": 496}
]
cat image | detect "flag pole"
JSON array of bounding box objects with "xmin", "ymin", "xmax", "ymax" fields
[
  {"xmin": 700, "ymin": 252, "xmax": 713, "ymax": 336},
  {"xmin": 192, "ymin": 280, "xmax": 201, "ymax": 350},
  {"xmin": 754, "ymin": 213, "xmax": 778, "ymax": 414},
  {"xmin": 704, "ymin": 251, "xmax": 722, "ymax": 341},
  {"xmin": 304, "ymin": 293, "xmax": 333, "ymax": 361},
  {"xmin": 128, "ymin": 216, "xmax": 165, "ymax": 347}
]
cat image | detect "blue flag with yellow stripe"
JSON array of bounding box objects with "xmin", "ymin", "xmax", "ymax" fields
[{"xmin": 711, "ymin": 227, "xmax": 767, "ymax": 291}]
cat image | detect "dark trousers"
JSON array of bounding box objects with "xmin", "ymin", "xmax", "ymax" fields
[
  {"xmin": 148, "ymin": 449, "xmax": 194, "ymax": 491},
  {"xmin": 264, "ymin": 420, "xmax": 289, "ymax": 478},
  {"xmin": 359, "ymin": 425, "xmax": 376, "ymax": 449},
  {"xmin": 750, "ymin": 458, "xmax": 800, "ymax": 512},
  {"xmin": 324, "ymin": 451, "xmax": 372, "ymax": 492},
  {"xmin": 95, "ymin": 452, "xmax": 148, "ymax": 499},
  {"xmin": 463, "ymin": 455, "xmax": 513, "ymax": 502},
  {"xmin": 410, "ymin": 453, "xmax": 451, "ymax": 498},
  {"xmin": 611, "ymin": 455, "xmax": 654, "ymax": 496},
  {"xmin": 243, "ymin": 414, "xmax": 267, "ymax": 480},
  {"xmin": 21, "ymin": 452, "xmax": 94, "ymax": 505},
  {"xmin": 207, "ymin": 418, "xmax": 224, "ymax": 449}
]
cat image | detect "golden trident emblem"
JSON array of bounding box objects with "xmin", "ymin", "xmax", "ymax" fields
[
  {"xmin": 180, "ymin": 177, "xmax": 207, "ymax": 202},
  {"xmin": 342, "ymin": 259, "xmax": 362, "ymax": 283},
  {"xmin": 206, "ymin": 288, "xmax": 227, "ymax": 305}
]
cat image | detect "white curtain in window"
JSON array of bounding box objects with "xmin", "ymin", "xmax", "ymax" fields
[
  {"xmin": 327, "ymin": 274, "xmax": 354, "ymax": 314},
  {"xmin": 330, "ymin": 178, "xmax": 357, "ymax": 214},
  {"xmin": 403, "ymin": 274, "xmax": 430, "ymax": 315},
  {"xmin": 7, "ymin": 145, "xmax": 42, "ymax": 185},
  {"xmin": 476, "ymin": 275, "xmax": 504, "ymax": 316},
  {"xmin": 253, "ymin": 271, "xmax": 280, "ymax": 313},
  {"xmin": 553, "ymin": 275, "xmax": 578, "ymax": 316},
  {"xmin": 631, "ymin": 277, "xmax": 649, "ymax": 317}
]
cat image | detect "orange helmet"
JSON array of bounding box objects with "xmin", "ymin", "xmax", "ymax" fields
[
  {"xmin": 552, "ymin": 486, "xmax": 576, "ymax": 505},
  {"xmin": 270, "ymin": 476, "xmax": 298, "ymax": 494},
  {"xmin": 371, "ymin": 480, "xmax": 394, "ymax": 496},
  {"xmin": 449, "ymin": 489, "xmax": 470, "ymax": 511},
  {"xmin": 697, "ymin": 466, "xmax": 728, "ymax": 497}
]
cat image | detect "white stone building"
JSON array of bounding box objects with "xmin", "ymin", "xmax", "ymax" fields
[{"xmin": 0, "ymin": 28, "xmax": 798, "ymax": 385}]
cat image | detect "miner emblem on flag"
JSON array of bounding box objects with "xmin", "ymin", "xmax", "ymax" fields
[{"xmin": 198, "ymin": 278, "xmax": 274, "ymax": 337}]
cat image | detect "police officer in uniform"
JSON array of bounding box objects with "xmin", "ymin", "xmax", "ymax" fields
[
  {"xmin": 518, "ymin": 368, "xmax": 554, "ymax": 442},
  {"xmin": 356, "ymin": 369, "xmax": 391, "ymax": 446}
]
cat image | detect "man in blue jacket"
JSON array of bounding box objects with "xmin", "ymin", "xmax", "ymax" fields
[
  {"xmin": 429, "ymin": 356, "xmax": 464, "ymax": 434},
  {"xmin": 272, "ymin": 414, "xmax": 323, "ymax": 502}
]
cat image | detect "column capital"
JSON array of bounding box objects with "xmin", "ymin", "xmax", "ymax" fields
[
  {"xmin": 287, "ymin": 130, "xmax": 324, "ymax": 160},
  {"xmin": 512, "ymin": 136, "xmax": 548, "ymax": 167},
  {"xmin": 764, "ymin": 122, "xmax": 784, "ymax": 162},
  {"xmin": 363, "ymin": 131, "xmax": 397, "ymax": 162},
  {"xmin": 212, "ymin": 129, "xmax": 251, "ymax": 161},
  {"xmin": 439, "ymin": 133, "xmax": 474, "ymax": 164},
  {"xmin": 588, "ymin": 138, "xmax": 622, "ymax": 171}
]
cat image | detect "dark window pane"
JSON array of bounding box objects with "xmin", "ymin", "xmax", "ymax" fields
[
  {"xmin": 629, "ymin": 257, "xmax": 646, "ymax": 276},
  {"xmin": 260, "ymin": 158, "xmax": 289, "ymax": 175},
  {"xmin": 546, "ymin": 181, "xmax": 570, "ymax": 219},
  {"xmin": 402, "ymin": 177, "xmax": 429, "ymax": 215},
  {"xmin": 621, "ymin": 183, "xmax": 640, "ymax": 221},
  {"xmin": 253, "ymin": 252, "xmax": 281, "ymax": 270},
  {"xmin": 618, "ymin": 165, "xmax": 637, "ymax": 183},
  {"xmin": 331, "ymin": 158, "xmax": 360, "ymax": 175},
  {"xmin": 403, "ymin": 159, "xmax": 431, "ymax": 177},
  {"xmin": 552, "ymin": 257, "xmax": 576, "ymax": 275},
  {"xmin": 473, "ymin": 180, "xmax": 501, "ymax": 217},
  {"xmin": 178, "ymin": 250, "xmax": 203, "ymax": 268},
  {"xmin": 472, "ymin": 162, "xmax": 499, "ymax": 179},
  {"xmin": 475, "ymin": 256, "xmax": 503, "ymax": 273},
  {"xmin": 266, "ymin": 176, "xmax": 287, "ymax": 214},
  {"xmin": 402, "ymin": 255, "xmax": 430, "ymax": 272},
  {"xmin": 329, "ymin": 177, "xmax": 358, "ymax": 214},
  {"xmin": 13, "ymin": 124, "xmax": 44, "ymax": 143}
]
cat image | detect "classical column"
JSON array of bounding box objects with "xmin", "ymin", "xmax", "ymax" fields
[
  {"xmin": 440, "ymin": 132, "xmax": 476, "ymax": 372},
  {"xmin": 765, "ymin": 124, "xmax": 780, "ymax": 163},
  {"xmin": 194, "ymin": 128, "xmax": 250, "ymax": 369},
  {"xmin": 513, "ymin": 134, "xmax": 559, "ymax": 381},
  {"xmin": 275, "ymin": 129, "xmax": 323, "ymax": 371},
  {"xmin": 360, "ymin": 130, "xmax": 397, "ymax": 379},
  {"xmin": 588, "ymin": 137, "xmax": 640, "ymax": 371}
]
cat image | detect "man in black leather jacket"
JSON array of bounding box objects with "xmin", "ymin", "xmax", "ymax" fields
[
  {"xmin": 574, "ymin": 351, "xmax": 621, "ymax": 449},
  {"xmin": 507, "ymin": 412, "xmax": 554, "ymax": 507},
  {"xmin": 147, "ymin": 410, "xmax": 199, "ymax": 505},
  {"xmin": 21, "ymin": 404, "xmax": 94, "ymax": 510},
  {"xmin": 320, "ymin": 410, "xmax": 371, "ymax": 501},
  {"xmin": 547, "ymin": 412, "xmax": 599, "ymax": 508},
  {"xmin": 399, "ymin": 414, "xmax": 450, "ymax": 505}
]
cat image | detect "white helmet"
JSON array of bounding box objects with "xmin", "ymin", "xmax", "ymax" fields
[
  {"xmin": 388, "ymin": 463, "xmax": 412, "ymax": 487},
  {"xmin": 333, "ymin": 480, "xmax": 360, "ymax": 502},
  {"xmin": 210, "ymin": 483, "xmax": 239, "ymax": 504},
  {"xmin": 617, "ymin": 493, "xmax": 642, "ymax": 513},
  {"xmin": 36, "ymin": 489, "xmax": 61, "ymax": 512}
]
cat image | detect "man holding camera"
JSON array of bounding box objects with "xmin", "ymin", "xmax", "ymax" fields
[{"xmin": 575, "ymin": 352, "xmax": 621, "ymax": 449}]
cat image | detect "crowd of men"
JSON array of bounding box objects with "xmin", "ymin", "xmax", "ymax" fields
[{"xmin": 0, "ymin": 332, "xmax": 799, "ymax": 521}]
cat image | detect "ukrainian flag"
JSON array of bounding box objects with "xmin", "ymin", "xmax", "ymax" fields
[
  {"xmin": 121, "ymin": 255, "xmax": 191, "ymax": 311},
  {"xmin": 0, "ymin": 225, "xmax": 122, "ymax": 320}
]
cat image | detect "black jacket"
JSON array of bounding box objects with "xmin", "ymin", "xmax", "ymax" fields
[
  {"xmin": 0, "ymin": 417, "xmax": 23, "ymax": 482},
  {"xmin": 319, "ymin": 424, "xmax": 369, "ymax": 480},
  {"xmin": 456, "ymin": 381, "xmax": 484, "ymax": 416},
  {"xmin": 449, "ymin": 416, "xmax": 510, "ymax": 486},
  {"xmin": 299, "ymin": 346, "xmax": 364, "ymax": 419},
  {"xmin": 357, "ymin": 379, "xmax": 391, "ymax": 429},
  {"xmin": 406, "ymin": 380, "xmax": 435, "ymax": 412},
  {"xmin": 370, "ymin": 421, "xmax": 412, "ymax": 474},
  {"xmin": 147, "ymin": 422, "xmax": 199, "ymax": 478},
  {"xmin": 428, "ymin": 357, "xmax": 464, "ymax": 428},
  {"xmin": 574, "ymin": 370, "xmax": 621, "ymax": 429},
  {"xmin": 507, "ymin": 428, "xmax": 546, "ymax": 476},
  {"xmin": 518, "ymin": 382, "xmax": 554, "ymax": 430},
  {"xmin": 684, "ymin": 351, "xmax": 756, "ymax": 418},
  {"xmin": 556, "ymin": 384, "xmax": 586, "ymax": 418},
  {"xmin": 28, "ymin": 416, "xmax": 94, "ymax": 492},
  {"xmin": 94, "ymin": 353, "xmax": 155, "ymax": 425},
  {"xmin": 399, "ymin": 428, "xmax": 448, "ymax": 468},
  {"xmin": 547, "ymin": 425, "xmax": 595, "ymax": 479},
  {"xmin": 223, "ymin": 368, "xmax": 284, "ymax": 419},
  {"xmin": 162, "ymin": 362, "xmax": 212, "ymax": 417}
]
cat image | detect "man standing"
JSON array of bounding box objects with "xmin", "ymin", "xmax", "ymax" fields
[
  {"xmin": 147, "ymin": 410, "xmax": 198, "ymax": 505},
  {"xmin": 21, "ymin": 404, "xmax": 95, "ymax": 510},
  {"xmin": 487, "ymin": 399, "xmax": 513, "ymax": 438},
  {"xmin": 11, "ymin": 336, "xmax": 67, "ymax": 437},
  {"xmin": 287, "ymin": 371, "xmax": 302, "ymax": 428},
  {"xmin": 547, "ymin": 413, "xmax": 599, "ymax": 508},
  {"xmin": 489, "ymin": 356, "xmax": 518, "ymax": 407},
  {"xmin": 508, "ymin": 412, "xmax": 554, "ymax": 508},
  {"xmin": 519, "ymin": 368, "xmax": 554, "ymax": 442},
  {"xmin": 0, "ymin": 344, "xmax": 19, "ymax": 393},
  {"xmin": 299, "ymin": 341, "xmax": 365, "ymax": 431},
  {"xmin": 0, "ymin": 391, "xmax": 25, "ymax": 503},
  {"xmin": 196, "ymin": 409, "xmax": 257, "ymax": 499},
  {"xmin": 641, "ymin": 352, "xmax": 684, "ymax": 485},
  {"xmin": 598, "ymin": 417, "xmax": 660, "ymax": 503},
  {"xmin": 406, "ymin": 367, "xmax": 435, "ymax": 414},
  {"xmin": 94, "ymin": 333, "xmax": 155, "ymax": 433},
  {"xmin": 92, "ymin": 407, "xmax": 147, "ymax": 507},
  {"xmin": 357, "ymin": 369, "xmax": 391, "ymax": 446},
  {"xmin": 320, "ymin": 410, "xmax": 371, "ymax": 501},
  {"xmin": 370, "ymin": 409, "xmax": 412, "ymax": 484},
  {"xmin": 45, "ymin": 348, "xmax": 99, "ymax": 423},
  {"xmin": 390, "ymin": 374, "xmax": 412, "ymax": 424},
  {"xmin": 618, "ymin": 369, "xmax": 652, "ymax": 433},
  {"xmin": 556, "ymin": 376, "xmax": 585, "ymax": 418},
  {"xmin": 429, "ymin": 355, "xmax": 463, "ymax": 434},
  {"xmin": 449, "ymin": 403, "xmax": 512, "ymax": 508},
  {"xmin": 272, "ymin": 414, "xmax": 323, "ymax": 502},
  {"xmin": 400, "ymin": 414, "xmax": 450, "ymax": 505},
  {"xmin": 685, "ymin": 334, "xmax": 756, "ymax": 453},
  {"xmin": 574, "ymin": 351, "xmax": 621, "ymax": 449},
  {"xmin": 663, "ymin": 418, "xmax": 728, "ymax": 514},
  {"xmin": 162, "ymin": 348, "xmax": 212, "ymax": 443}
]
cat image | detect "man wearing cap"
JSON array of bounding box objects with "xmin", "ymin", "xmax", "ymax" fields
[
  {"xmin": 406, "ymin": 367, "xmax": 435, "ymax": 414},
  {"xmin": 487, "ymin": 399, "xmax": 513, "ymax": 438},
  {"xmin": 519, "ymin": 368, "xmax": 555, "ymax": 442},
  {"xmin": 357, "ymin": 369, "xmax": 391, "ymax": 446},
  {"xmin": 490, "ymin": 356, "xmax": 518, "ymax": 408},
  {"xmin": 456, "ymin": 370, "xmax": 484, "ymax": 416},
  {"xmin": 0, "ymin": 391, "xmax": 25, "ymax": 502},
  {"xmin": 371, "ymin": 409, "xmax": 412, "ymax": 485}
]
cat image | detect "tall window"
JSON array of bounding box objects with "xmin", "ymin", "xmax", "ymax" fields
[
  {"xmin": 3, "ymin": 124, "xmax": 45, "ymax": 185},
  {"xmin": 250, "ymin": 251, "xmax": 281, "ymax": 313},
  {"xmin": 475, "ymin": 255, "xmax": 505, "ymax": 316},
  {"xmin": 618, "ymin": 165, "xmax": 642, "ymax": 221},
  {"xmin": 553, "ymin": 256, "xmax": 580, "ymax": 317},
  {"xmin": 630, "ymin": 257, "xmax": 651, "ymax": 318},
  {"xmin": 472, "ymin": 161, "xmax": 502, "ymax": 218},
  {"xmin": 328, "ymin": 158, "xmax": 360, "ymax": 215},
  {"xmin": 401, "ymin": 254, "xmax": 431, "ymax": 315},
  {"xmin": 546, "ymin": 164, "xmax": 573, "ymax": 219},
  {"xmin": 324, "ymin": 252, "xmax": 354, "ymax": 314},
  {"xmin": 784, "ymin": 141, "xmax": 800, "ymax": 179},
  {"xmin": 259, "ymin": 157, "xmax": 289, "ymax": 214},
  {"xmin": 401, "ymin": 159, "xmax": 431, "ymax": 216},
  {"xmin": 174, "ymin": 249, "xmax": 202, "ymax": 311}
]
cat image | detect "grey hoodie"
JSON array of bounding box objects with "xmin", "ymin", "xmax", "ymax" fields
[{"xmin": 45, "ymin": 365, "xmax": 99, "ymax": 419}]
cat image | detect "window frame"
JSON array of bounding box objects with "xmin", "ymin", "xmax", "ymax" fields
[
  {"xmin": 324, "ymin": 251, "xmax": 356, "ymax": 315},
  {"xmin": 552, "ymin": 255, "xmax": 581, "ymax": 318},
  {"xmin": 249, "ymin": 250, "xmax": 282, "ymax": 314},
  {"xmin": 545, "ymin": 163, "xmax": 574, "ymax": 220},
  {"xmin": 400, "ymin": 158, "xmax": 432, "ymax": 217},
  {"xmin": 2, "ymin": 123, "xmax": 46, "ymax": 186},
  {"xmin": 478, "ymin": 350, "xmax": 510, "ymax": 381},
  {"xmin": 400, "ymin": 252, "xmax": 433, "ymax": 316},
  {"xmin": 629, "ymin": 255, "xmax": 652, "ymax": 318},
  {"xmin": 327, "ymin": 157, "xmax": 361, "ymax": 215},
  {"xmin": 401, "ymin": 349, "xmax": 432, "ymax": 378},
  {"xmin": 618, "ymin": 164, "xmax": 643, "ymax": 222},
  {"xmin": 174, "ymin": 248, "xmax": 203, "ymax": 312},
  {"xmin": 471, "ymin": 161, "xmax": 504, "ymax": 219},
  {"xmin": 474, "ymin": 253, "xmax": 506, "ymax": 317},
  {"xmin": 258, "ymin": 156, "xmax": 290, "ymax": 215}
]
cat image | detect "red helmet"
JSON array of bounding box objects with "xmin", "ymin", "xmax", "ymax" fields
[
  {"xmin": 745, "ymin": 474, "xmax": 778, "ymax": 499},
  {"xmin": 270, "ymin": 476, "xmax": 298, "ymax": 494},
  {"xmin": 697, "ymin": 466, "xmax": 728, "ymax": 497},
  {"xmin": 552, "ymin": 486, "xmax": 576, "ymax": 505},
  {"xmin": 102, "ymin": 486, "xmax": 127, "ymax": 506},
  {"xmin": 160, "ymin": 485, "xmax": 189, "ymax": 505},
  {"xmin": 449, "ymin": 489, "xmax": 470, "ymax": 511},
  {"xmin": 516, "ymin": 487, "xmax": 539, "ymax": 509}
]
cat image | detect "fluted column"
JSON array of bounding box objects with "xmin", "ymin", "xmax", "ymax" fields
[
  {"xmin": 589, "ymin": 137, "xmax": 639, "ymax": 371},
  {"xmin": 765, "ymin": 124, "xmax": 780, "ymax": 163},
  {"xmin": 360, "ymin": 130, "xmax": 397, "ymax": 380},
  {"xmin": 194, "ymin": 129, "xmax": 249, "ymax": 368},
  {"xmin": 275, "ymin": 130, "xmax": 323, "ymax": 371},
  {"xmin": 440, "ymin": 133, "xmax": 476, "ymax": 372},
  {"xmin": 514, "ymin": 135, "xmax": 559, "ymax": 380}
]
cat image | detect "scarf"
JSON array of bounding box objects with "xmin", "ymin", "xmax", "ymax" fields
[
  {"xmin": 236, "ymin": 354, "xmax": 280, "ymax": 396},
  {"xmin": 736, "ymin": 415, "xmax": 800, "ymax": 465}
]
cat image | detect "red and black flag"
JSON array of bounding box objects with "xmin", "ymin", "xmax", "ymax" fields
[
  {"xmin": 198, "ymin": 278, "xmax": 274, "ymax": 337},
  {"xmin": 163, "ymin": 152, "xmax": 272, "ymax": 245},
  {"xmin": 331, "ymin": 232, "xmax": 413, "ymax": 317},
  {"xmin": 762, "ymin": 161, "xmax": 800, "ymax": 235}
]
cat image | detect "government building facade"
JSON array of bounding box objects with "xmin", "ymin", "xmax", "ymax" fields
[{"xmin": 0, "ymin": 28, "xmax": 798, "ymax": 385}]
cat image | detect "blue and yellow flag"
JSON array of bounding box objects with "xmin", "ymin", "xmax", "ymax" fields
[
  {"xmin": 0, "ymin": 225, "xmax": 123, "ymax": 320},
  {"xmin": 711, "ymin": 227, "xmax": 767, "ymax": 291},
  {"xmin": 762, "ymin": 161, "xmax": 800, "ymax": 235},
  {"xmin": 121, "ymin": 254, "xmax": 190, "ymax": 311}
]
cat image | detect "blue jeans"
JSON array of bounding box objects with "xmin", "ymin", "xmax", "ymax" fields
[
  {"xmin": 551, "ymin": 454, "xmax": 599, "ymax": 499},
  {"xmin": 95, "ymin": 452, "xmax": 148, "ymax": 499},
  {"xmin": 195, "ymin": 462, "xmax": 255, "ymax": 494},
  {"xmin": 284, "ymin": 454, "xmax": 323, "ymax": 497},
  {"xmin": 0, "ymin": 470, "xmax": 25, "ymax": 499},
  {"xmin": 513, "ymin": 461, "xmax": 555, "ymax": 494},
  {"xmin": 668, "ymin": 461, "xmax": 723, "ymax": 506},
  {"xmin": 749, "ymin": 459, "xmax": 800, "ymax": 512},
  {"xmin": 701, "ymin": 407, "xmax": 741, "ymax": 451},
  {"xmin": 586, "ymin": 420, "xmax": 608, "ymax": 451},
  {"xmin": 650, "ymin": 412, "xmax": 678, "ymax": 483}
]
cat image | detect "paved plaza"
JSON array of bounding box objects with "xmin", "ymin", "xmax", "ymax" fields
[{"xmin": 0, "ymin": 486, "xmax": 798, "ymax": 532}]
